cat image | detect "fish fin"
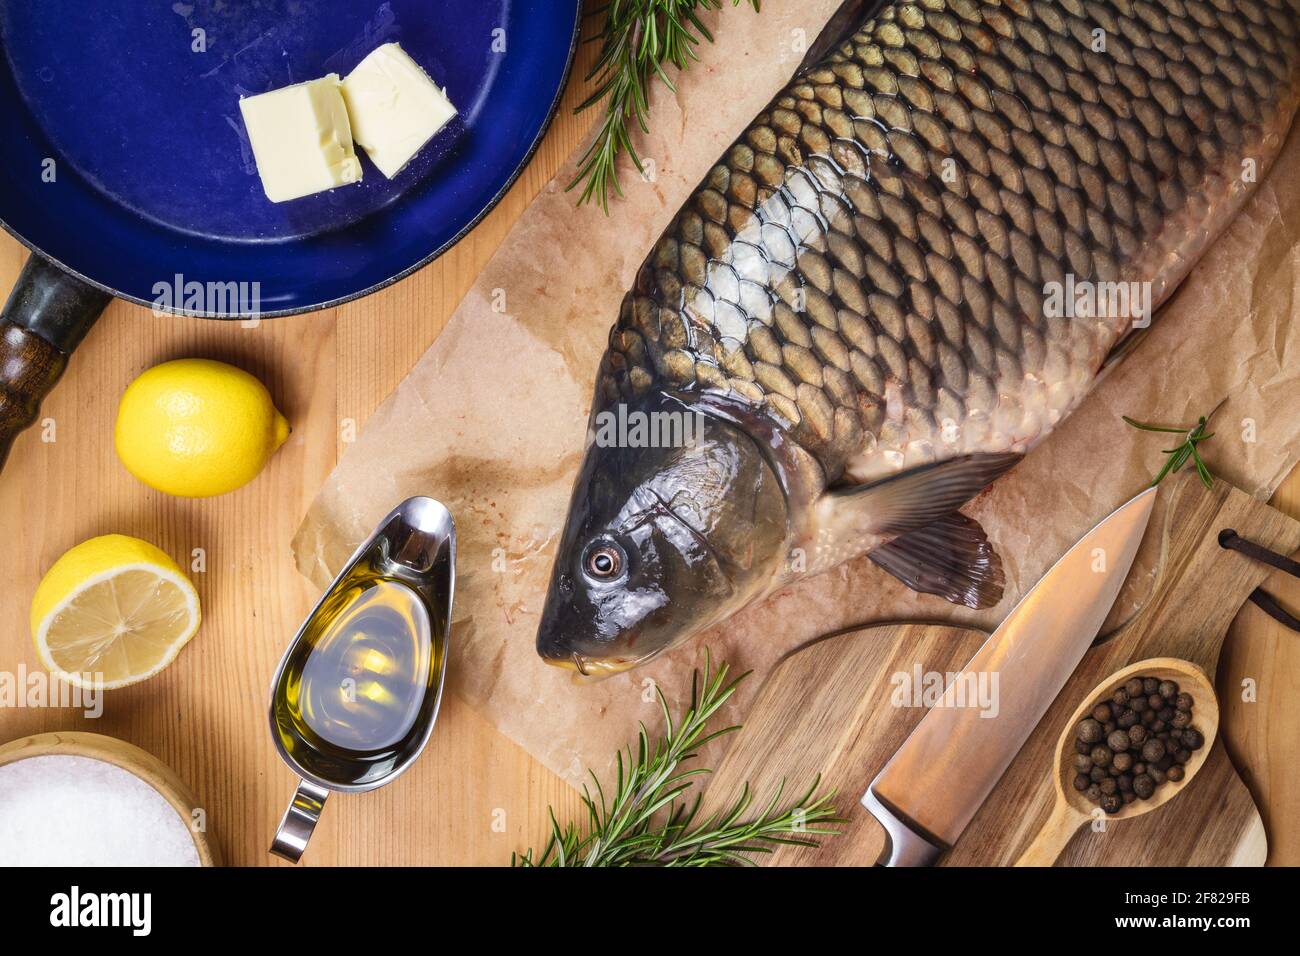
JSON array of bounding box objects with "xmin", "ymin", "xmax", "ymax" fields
[
  {"xmin": 1099, "ymin": 290, "xmax": 1180, "ymax": 379},
  {"xmin": 1097, "ymin": 324, "xmax": 1150, "ymax": 381},
  {"xmin": 830, "ymin": 453, "xmax": 1022, "ymax": 537},
  {"xmin": 798, "ymin": 1, "xmax": 885, "ymax": 73},
  {"xmin": 868, "ymin": 512, "xmax": 1005, "ymax": 609}
]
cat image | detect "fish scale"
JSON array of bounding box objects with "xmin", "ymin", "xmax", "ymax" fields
[{"xmin": 595, "ymin": 0, "xmax": 1300, "ymax": 488}]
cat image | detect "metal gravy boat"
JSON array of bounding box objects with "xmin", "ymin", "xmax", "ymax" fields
[{"xmin": 268, "ymin": 497, "xmax": 455, "ymax": 862}]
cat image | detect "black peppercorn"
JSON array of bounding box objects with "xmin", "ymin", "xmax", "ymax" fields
[
  {"xmin": 1074, "ymin": 673, "xmax": 1201, "ymax": 811},
  {"xmin": 1133, "ymin": 774, "xmax": 1155, "ymax": 798},
  {"xmin": 1077, "ymin": 718, "xmax": 1104, "ymax": 744}
]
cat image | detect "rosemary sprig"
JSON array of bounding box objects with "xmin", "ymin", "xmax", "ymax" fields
[
  {"xmin": 1123, "ymin": 401, "xmax": 1223, "ymax": 489},
  {"xmin": 512, "ymin": 650, "xmax": 842, "ymax": 866},
  {"xmin": 568, "ymin": 0, "xmax": 762, "ymax": 212}
]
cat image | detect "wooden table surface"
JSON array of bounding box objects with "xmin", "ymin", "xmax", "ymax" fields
[{"xmin": 2, "ymin": 22, "xmax": 1298, "ymax": 867}]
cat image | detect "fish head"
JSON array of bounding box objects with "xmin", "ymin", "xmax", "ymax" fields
[{"xmin": 537, "ymin": 391, "xmax": 789, "ymax": 676}]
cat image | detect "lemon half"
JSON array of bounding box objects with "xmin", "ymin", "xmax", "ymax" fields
[
  {"xmin": 115, "ymin": 358, "xmax": 290, "ymax": 498},
  {"xmin": 31, "ymin": 535, "xmax": 202, "ymax": 689}
]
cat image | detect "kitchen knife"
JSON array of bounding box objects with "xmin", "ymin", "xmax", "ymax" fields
[{"xmin": 862, "ymin": 485, "xmax": 1159, "ymax": 866}]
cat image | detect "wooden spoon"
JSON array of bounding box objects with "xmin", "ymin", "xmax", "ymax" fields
[{"xmin": 1016, "ymin": 657, "xmax": 1218, "ymax": 866}]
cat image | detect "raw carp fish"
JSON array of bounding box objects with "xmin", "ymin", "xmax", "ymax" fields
[{"xmin": 538, "ymin": 0, "xmax": 1300, "ymax": 675}]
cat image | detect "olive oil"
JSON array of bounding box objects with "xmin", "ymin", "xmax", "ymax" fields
[
  {"xmin": 269, "ymin": 497, "xmax": 455, "ymax": 862},
  {"xmin": 273, "ymin": 565, "xmax": 445, "ymax": 788}
]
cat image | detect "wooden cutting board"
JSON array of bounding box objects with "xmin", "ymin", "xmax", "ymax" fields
[{"xmin": 701, "ymin": 474, "xmax": 1300, "ymax": 865}]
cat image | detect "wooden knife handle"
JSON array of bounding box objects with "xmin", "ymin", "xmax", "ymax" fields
[{"xmin": 0, "ymin": 255, "xmax": 110, "ymax": 471}]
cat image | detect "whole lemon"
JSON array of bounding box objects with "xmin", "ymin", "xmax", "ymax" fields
[{"xmin": 115, "ymin": 359, "xmax": 290, "ymax": 497}]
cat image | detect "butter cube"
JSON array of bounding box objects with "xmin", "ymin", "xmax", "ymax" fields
[
  {"xmin": 342, "ymin": 43, "xmax": 456, "ymax": 179},
  {"xmin": 239, "ymin": 75, "xmax": 363, "ymax": 203}
]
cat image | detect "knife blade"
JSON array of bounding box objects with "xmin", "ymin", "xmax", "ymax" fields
[{"xmin": 862, "ymin": 485, "xmax": 1159, "ymax": 866}]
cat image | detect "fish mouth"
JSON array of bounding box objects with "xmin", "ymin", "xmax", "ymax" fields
[{"xmin": 541, "ymin": 651, "xmax": 645, "ymax": 680}]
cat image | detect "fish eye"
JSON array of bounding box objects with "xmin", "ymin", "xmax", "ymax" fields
[{"xmin": 583, "ymin": 541, "xmax": 624, "ymax": 581}]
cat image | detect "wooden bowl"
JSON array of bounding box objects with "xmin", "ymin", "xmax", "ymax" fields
[
  {"xmin": 0, "ymin": 731, "xmax": 219, "ymax": 866},
  {"xmin": 1016, "ymin": 658, "xmax": 1218, "ymax": 866}
]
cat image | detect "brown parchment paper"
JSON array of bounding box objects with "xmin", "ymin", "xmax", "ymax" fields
[{"xmin": 294, "ymin": 0, "xmax": 1300, "ymax": 785}]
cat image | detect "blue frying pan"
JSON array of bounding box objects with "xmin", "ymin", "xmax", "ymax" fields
[{"xmin": 0, "ymin": 0, "xmax": 580, "ymax": 467}]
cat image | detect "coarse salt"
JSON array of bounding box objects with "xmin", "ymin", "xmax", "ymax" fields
[{"xmin": 0, "ymin": 755, "xmax": 200, "ymax": 866}]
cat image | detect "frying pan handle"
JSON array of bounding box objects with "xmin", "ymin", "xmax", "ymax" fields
[{"xmin": 0, "ymin": 255, "xmax": 110, "ymax": 471}]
